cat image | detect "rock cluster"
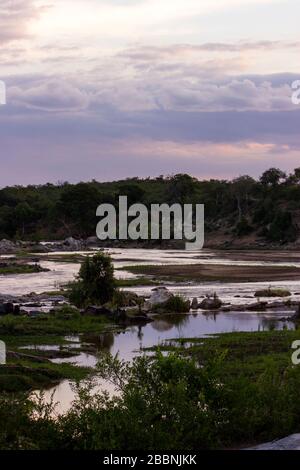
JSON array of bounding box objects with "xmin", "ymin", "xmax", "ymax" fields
[
  {"xmin": 248, "ymin": 434, "xmax": 300, "ymax": 450},
  {"xmin": 0, "ymin": 239, "xmax": 17, "ymax": 253},
  {"xmin": 0, "ymin": 302, "xmax": 20, "ymax": 315},
  {"xmin": 190, "ymin": 294, "xmax": 222, "ymax": 310},
  {"xmin": 143, "ymin": 287, "xmax": 174, "ymax": 311}
]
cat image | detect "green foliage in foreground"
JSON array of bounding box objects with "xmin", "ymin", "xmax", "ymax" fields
[
  {"xmin": 0, "ymin": 352, "xmax": 227, "ymax": 450},
  {"xmin": 2, "ymin": 329, "xmax": 300, "ymax": 450}
]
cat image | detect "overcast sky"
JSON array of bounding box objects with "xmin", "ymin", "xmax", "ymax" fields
[{"xmin": 0, "ymin": 0, "xmax": 299, "ymax": 185}]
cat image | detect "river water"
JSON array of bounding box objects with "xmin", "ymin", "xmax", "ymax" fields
[{"xmin": 1, "ymin": 248, "xmax": 299, "ymax": 413}]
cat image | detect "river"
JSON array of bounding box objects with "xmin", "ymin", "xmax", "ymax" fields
[{"xmin": 1, "ymin": 247, "xmax": 299, "ymax": 413}]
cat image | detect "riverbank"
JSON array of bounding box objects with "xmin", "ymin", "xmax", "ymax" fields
[
  {"xmin": 0, "ymin": 307, "xmax": 117, "ymax": 392},
  {"xmin": 3, "ymin": 236, "xmax": 300, "ymax": 257},
  {"xmin": 1, "ymin": 246, "xmax": 300, "ymax": 449},
  {"xmin": 1, "ymin": 246, "xmax": 300, "ymax": 394}
]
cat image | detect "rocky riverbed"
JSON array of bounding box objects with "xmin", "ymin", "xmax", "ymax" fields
[{"xmin": 1, "ymin": 246, "xmax": 300, "ymax": 433}]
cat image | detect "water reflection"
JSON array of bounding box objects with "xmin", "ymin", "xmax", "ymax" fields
[
  {"xmin": 41, "ymin": 311, "xmax": 296, "ymax": 415},
  {"xmin": 82, "ymin": 332, "xmax": 115, "ymax": 352},
  {"xmin": 4, "ymin": 247, "xmax": 298, "ymax": 414},
  {"xmin": 62, "ymin": 311, "xmax": 295, "ymax": 366},
  {"xmin": 151, "ymin": 314, "xmax": 189, "ymax": 332}
]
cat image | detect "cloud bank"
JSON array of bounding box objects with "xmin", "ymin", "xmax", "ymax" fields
[{"xmin": 0, "ymin": 0, "xmax": 300, "ymax": 184}]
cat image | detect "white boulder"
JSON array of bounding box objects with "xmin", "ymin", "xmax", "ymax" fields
[
  {"xmin": 63, "ymin": 237, "xmax": 83, "ymax": 251},
  {"xmin": 0, "ymin": 239, "xmax": 16, "ymax": 253},
  {"xmin": 248, "ymin": 434, "xmax": 300, "ymax": 450},
  {"xmin": 144, "ymin": 287, "xmax": 173, "ymax": 310}
]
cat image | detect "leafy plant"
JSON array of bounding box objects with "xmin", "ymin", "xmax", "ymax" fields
[{"xmin": 68, "ymin": 253, "xmax": 116, "ymax": 307}]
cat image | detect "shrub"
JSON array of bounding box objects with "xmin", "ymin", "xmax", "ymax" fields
[
  {"xmin": 58, "ymin": 352, "xmax": 226, "ymax": 450},
  {"xmin": 153, "ymin": 295, "xmax": 190, "ymax": 313},
  {"xmin": 267, "ymin": 210, "xmax": 297, "ymax": 242},
  {"xmin": 2, "ymin": 347, "xmax": 300, "ymax": 449},
  {"xmin": 68, "ymin": 253, "xmax": 116, "ymax": 308},
  {"xmin": 254, "ymin": 288, "xmax": 291, "ymax": 298},
  {"xmin": 54, "ymin": 305, "xmax": 81, "ymax": 318}
]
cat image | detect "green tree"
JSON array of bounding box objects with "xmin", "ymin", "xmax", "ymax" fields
[
  {"xmin": 69, "ymin": 252, "xmax": 116, "ymax": 307},
  {"xmin": 168, "ymin": 174, "xmax": 198, "ymax": 205},
  {"xmin": 267, "ymin": 210, "xmax": 297, "ymax": 243},
  {"xmin": 118, "ymin": 183, "xmax": 146, "ymax": 205},
  {"xmin": 260, "ymin": 168, "xmax": 286, "ymax": 187},
  {"xmin": 287, "ymin": 167, "xmax": 300, "ymax": 185},
  {"xmin": 56, "ymin": 183, "xmax": 101, "ymax": 237},
  {"xmin": 294, "ymin": 167, "xmax": 300, "ymax": 182},
  {"xmin": 14, "ymin": 202, "xmax": 34, "ymax": 237},
  {"xmin": 231, "ymin": 175, "xmax": 256, "ymax": 222}
]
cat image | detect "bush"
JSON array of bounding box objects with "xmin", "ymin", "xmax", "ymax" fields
[
  {"xmin": 54, "ymin": 305, "xmax": 81, "ymax": 318},
  {"xmin": 112, "ymin": 290, "xmax": 141, "ymax": 309},
  {"xmin": 267, "ymin": 210, "xmax": 297, "ymax": 242},
  {"xmin": 153, "ymin": 295, "xmax": 190, "ymax": 313},
  {"xmin": 58, "ymin": 352, "xmax": 227, "ymax": 450},
  {"xmin": 254, "ymin": 288, "xmax": 291, "ymax": 298},
  {"xmin": 2, "ymin": 347, "xmax": 300, "ymax": 449},
  {"xmin": 68, "ymin": 253, "xmax": 116, "ymax": 308}
]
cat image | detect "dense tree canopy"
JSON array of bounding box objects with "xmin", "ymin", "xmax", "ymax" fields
[{"xmin": 0, "ymin": 168, "xmax": 299, "ymax": 244}]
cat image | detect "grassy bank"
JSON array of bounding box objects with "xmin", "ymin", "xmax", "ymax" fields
[
  {"xmin": 0, "ymin": 313, "xmax": 114, "ymax": 392},
  {"xmin": 0, "ymin": 362, "xmax": 91, "ymax": 393},
  {"xmin": 0, "ymin": 263, "xmax": 49, "ymax": 275},
  {"xmin": 115, "ymin": 277, "xmax": 159, "ymax": 288},
  {"xmin": 0, "ymin": 313, "xmax": 112, "ymax": 339},
  {"xmin": 144, "ymin": 329, "xmax": 300, "ymax": 376}
]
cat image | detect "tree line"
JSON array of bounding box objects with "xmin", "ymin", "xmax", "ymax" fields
[{"xmin": 0, "ymin": 167, "xmax": 299, "ymax": 243}]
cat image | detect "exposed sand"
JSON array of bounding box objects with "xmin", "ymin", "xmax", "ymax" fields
[
  {"xmin": 127, "ymin": 263, "xmax": 300, "ymax": 282},
  {"xmin": 212, "ymin": 250, "xmax": 300, "ymax": 263}
]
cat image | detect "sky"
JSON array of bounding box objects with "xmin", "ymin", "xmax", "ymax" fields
[{"xmin": 0, "ymin": 0, "xmax": 300, "ymax": 185}]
